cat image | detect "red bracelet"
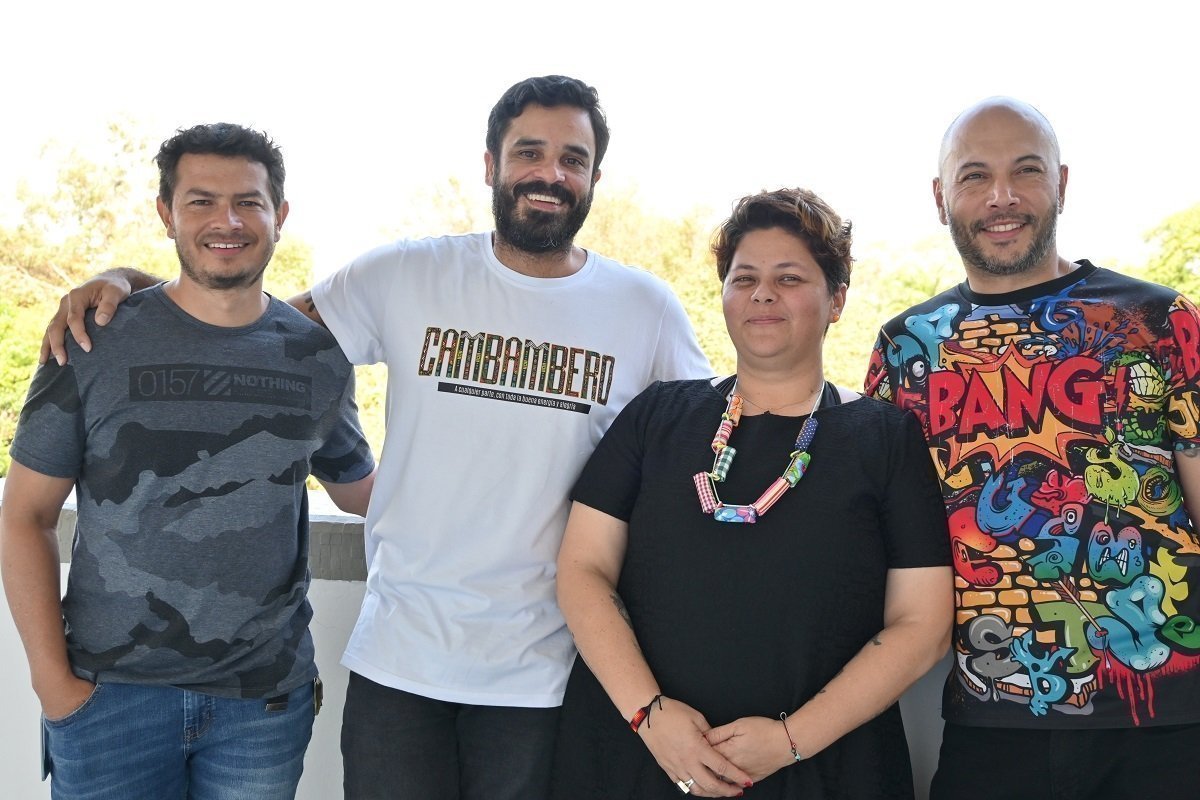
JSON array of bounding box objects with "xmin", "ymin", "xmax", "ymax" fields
[
  {"xmin": 780, "ymin": 712, "xmax": 803, "ymax": 762},
  {"xmin": 629, "ymin": 694, "xmax": 663, "ymax": 732}
]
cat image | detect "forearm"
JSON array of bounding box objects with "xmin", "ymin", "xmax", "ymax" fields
[
  {"xmin": 784, "ymin": 614, "xmax": 950, "ymax": 760},
  {"xmin": 1, "ymin": 517, "xmax": 75, "ymax": 695},
  {"xmin": 108, "ymin": 266, "xmax": 162, "ymax": 292},
  {"xmin": 319, "ymin": 469, "xmax": 375, "ymax": 517},
  {"xmin": 558, "ymin": 566, "xmax": 661, "ymax": 720},
  {"xmin": 1173, "ymin": 447, "xmax": 1200, "ymax": 523}
]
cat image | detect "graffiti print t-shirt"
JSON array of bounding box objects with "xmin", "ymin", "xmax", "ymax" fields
[
  {"xmin": 866, "ymin": 261, "xmax": 1200, "ymax": 728},
  {"xmin": 10, "ymin": 285, "xmax": 374, "ymax": 699}
]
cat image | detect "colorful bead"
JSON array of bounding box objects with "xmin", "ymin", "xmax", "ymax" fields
[
  {"xmin": 713, "ymin": 419, "xmax": 735, "ymax": 451},
  {"xmin": 694, "ymin": 473, "xmax": 719, "ymax": 513},
  {"xmin": 793, "ymin": 417, "xmax": 818, "ymax": 451},
  {"xmin": 711, "ymin": 446, "xmax": 736, "ymax": 482},
  {"xmin": 783, "ymin": 451, "xmax": 811, "ymax": 486},
  {"xmin": 714, "ymin": 504, "xmax": 758, "ymax": 523},
  {"xmin": 752, "ymin": 477, "xmax": 792, "ymax": 515}
]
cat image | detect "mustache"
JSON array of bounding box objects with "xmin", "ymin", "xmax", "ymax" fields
[
  {"xmin": 513, "ymin": 180, "xmax": 576, "ymax": 207},
  {"xmin": 972, "ymin": 213, "xmax": 1037, "ymax": 234}
]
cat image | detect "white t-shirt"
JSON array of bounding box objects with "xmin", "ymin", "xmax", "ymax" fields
[{"xmin": 312, "ymin": 232, "xmax": 712, "ymax": 706}]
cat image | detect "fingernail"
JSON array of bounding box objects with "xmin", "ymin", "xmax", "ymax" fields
[
  {"xmin": 96, "ymin": 313, "xmax": 110, "ymax": 324},
  {"xmin": 744, "ymin": 781, "xmax": 753, "ymax": 788},
  {"xmin": 56, "ymin": 355, "xmax": 66, "ymax": 366}
]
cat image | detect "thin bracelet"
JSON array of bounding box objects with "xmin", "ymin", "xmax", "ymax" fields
[
  {"xmin": 779, "ymin": 712, "xmax": 803, "ymax": 762},
  {"xmin": 629, "ymin": 694, "xmax": 663, "ymax": 732}
]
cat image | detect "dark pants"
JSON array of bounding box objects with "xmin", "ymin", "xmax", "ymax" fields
[
  {"xmin": 341, "ymin": 671, "xmax": 560, "ymax": 800},
  {"xmin": 930, "ymin": 721, "xmax": 1200, "ymax": 800}
]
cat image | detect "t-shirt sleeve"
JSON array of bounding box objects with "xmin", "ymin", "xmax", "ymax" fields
[
  {"xmin": 864, "ymin": 329, "xmax": 892, "ymax": 401},
  {"xmin": 9, "ymin": 360, "xmax": 85, "ymax": 479},
  {"xmin": 879, "ymin": 409, "xmax": 952, "ymax": 569},
  {"xmin": 570, "ymin": 383, "xmax": 661, "ymax": 521},
  {"xmin": 648, "ymin": 290, "xmax": 712, "ymax": 383},
  {"xmin": 1164, "ymin": 294, "xmax": 1200, "ymax": 451},
  {"xmin": 309, "ymin": 241, "xmax": 402, "ymax": 367},
  {"xmin": 310, "ymin": 369, "xmax": 375, "ymax": 484}
]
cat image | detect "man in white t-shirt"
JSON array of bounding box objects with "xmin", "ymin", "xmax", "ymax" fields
[{"xmin": 44, "ymin": 75, "xmax": 712, "ymax": 799}]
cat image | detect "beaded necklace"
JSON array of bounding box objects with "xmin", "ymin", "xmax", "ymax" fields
[{"xmin": 692, "ymin": 379, "xmax": 825, "ymax": 524}]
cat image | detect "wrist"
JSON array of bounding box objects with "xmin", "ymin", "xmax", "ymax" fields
[
  {"xmin": 629, "ymin": 693, "xmax": 664, "ymax": 733},
  {"xmin": 779, "ymin": 711, "xmax": 805, "ymax": 766},
  {"xmin": 32, "ymin": 665, "xmax": 81, "ymax": 698}
]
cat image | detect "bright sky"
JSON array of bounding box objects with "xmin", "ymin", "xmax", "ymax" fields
[{"xmin": 4, "ymin": 1, "xmax": 1197, "ymax": 277}]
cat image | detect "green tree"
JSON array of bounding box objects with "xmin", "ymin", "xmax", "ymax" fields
[
  {"xmin": 0, "ymin": 122, "xmax": 174, "ymax": 292},
  {"xmin": 1143, "ymin": 203, "xmax": 1200, "ymax": 298},
  {"xmin": 822, "ymin": 237, "xmax": 962, "ymax": 389},
  {"xmin": 577, "ymin": 184, "xmax": 732, "ymax": 372}
]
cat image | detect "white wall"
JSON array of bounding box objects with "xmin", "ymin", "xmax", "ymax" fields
[
  {"xmin": 0, "ymin": 571, "xmax": 365, "ymax": 800},
  {"xmin": 0, "ymin": 535, "xmax": 948, "ymax": 799}
]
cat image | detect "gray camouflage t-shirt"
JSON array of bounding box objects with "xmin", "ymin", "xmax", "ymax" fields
[{"xmin": 11, "ymin": 285, "xmax": 373, "ymax": 698}]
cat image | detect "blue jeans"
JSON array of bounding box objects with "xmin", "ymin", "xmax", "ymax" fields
[
  {"xmin": 341, "ymin": 672, "xmax": 559, "ymax": 800},
  {"xmin": 42, "ymin": 680, "xmax": 315, "ymax": 800}
]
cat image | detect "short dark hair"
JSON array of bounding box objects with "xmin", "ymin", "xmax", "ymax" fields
[
  {"xmin": 712, "ymin": 188, "xmax": 853, "ymax": 293},
  {"xmin": 486, "ymin": 75, "xmax": 610, "ymax": 171},
  {"xmin": 155, "ymin": 123, "xmax": 285, "ymax": 209}
]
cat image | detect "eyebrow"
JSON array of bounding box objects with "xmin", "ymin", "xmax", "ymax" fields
[
  {"xmin": 181, "ymin": 187, "xmax": 268, "ymax": 200},
  {"xmin": 729, "ymin": 261, "xmax": 808, "ymax": 271},
  {"xmin": 511, "ymin": 136, "xmax": 592, "ymax": 160},
  {"xmin": 956, "ymin": 154, "xmax": 1047, "ymax": 174}
]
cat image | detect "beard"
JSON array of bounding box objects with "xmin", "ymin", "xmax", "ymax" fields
[
  {"xmin": 492, "ymin": 176, "xmax": 594, "ymax": 254},
  {"xmin": 176, "ymin": 239, "xmax": 274, "ymax": 291},
  {"xmin": 949, "ymin": 206, "xmax": 1057, "ymax": 277}
]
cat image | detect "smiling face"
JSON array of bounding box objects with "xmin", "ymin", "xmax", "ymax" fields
[
  {"xmin": 722, "ymin": 226, "xmax": 846, "ymax": 372},
  {"xmin": 157, "ymin": 153, "xmax": 287, "ymax": 291},
  {"xmin": 934, "ymin": 101, "xmax": 1068, "ymax": 285},
  {"xmin": 485, "ymin": 103, "xmax": 599, "ymax": 255}
]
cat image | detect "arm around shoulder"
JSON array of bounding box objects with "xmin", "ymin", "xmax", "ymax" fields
[
  {"xmin": 287, "ymin": 289, "xmax": 326, "ymax": 328},
  {"xmin": 318, "ymin": 468, "xmax": 375, "ymax": 518},
  {"xmin": 40, "ymin": 267, "xmax": 161, "ymax": 366}
]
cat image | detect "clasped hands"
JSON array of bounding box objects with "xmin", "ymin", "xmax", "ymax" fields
[{"xmin": 637, "ymin": 697, "xmax": 796, "ymax": 797}]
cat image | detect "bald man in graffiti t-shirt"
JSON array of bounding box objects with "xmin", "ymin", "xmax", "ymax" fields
[{"xmin": 867, "ymin": 97, "xmax": 1200, "ymax": 799}]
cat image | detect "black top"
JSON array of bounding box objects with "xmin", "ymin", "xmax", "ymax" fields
[{"xmin": 551, "ymin": 379, "xmax": 951, "ymax": 800}]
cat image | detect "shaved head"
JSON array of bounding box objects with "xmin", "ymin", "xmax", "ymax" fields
[
  {"xmin": 933, "ymin": 96, "xmax": 1070, "ymax": 287},
  {"xmin": 938, "ymin": 97, "xmax": 1060, "ymax": 180}
]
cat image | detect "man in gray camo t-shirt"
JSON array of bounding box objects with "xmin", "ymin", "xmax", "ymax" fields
[{"xmin": 1, "ymin": 123, "xmax": 375, "ymax": 800}]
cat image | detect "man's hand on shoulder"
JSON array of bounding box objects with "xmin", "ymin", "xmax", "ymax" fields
[{"xmin": 40, "ymin": 267, "xmax": 159, "ymax": 366}]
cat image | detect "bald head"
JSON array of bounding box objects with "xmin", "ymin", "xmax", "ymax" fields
[
  {"xmin": 938, "ymin": 97, "xmax": 1060, "ymax": 180},
  {"xmin": 933, "ymin": 96, "xmax": 1070, "ymax": 287}
]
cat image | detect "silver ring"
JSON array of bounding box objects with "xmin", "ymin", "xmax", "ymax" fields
[{"xmin": 676, "ymin": 778, "xmax": 695, "ymax": 794}]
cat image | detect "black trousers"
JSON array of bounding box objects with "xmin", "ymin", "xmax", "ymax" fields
[
  {"xmin": 341, "ymin": 671, "xmax": 560, "ymax": 800},
  {"xmin": 930, "ymin": 720, "xmax": 1200, "ymax": 800}
]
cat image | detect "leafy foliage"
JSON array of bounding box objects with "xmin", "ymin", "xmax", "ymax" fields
[
  {"xmin": 1142, "ymin": 203, "xmax": 1200, "ymax": 299},
  {"xmin": 1, "ymin": 123, "xmax": 1196, "ymax": 479}
]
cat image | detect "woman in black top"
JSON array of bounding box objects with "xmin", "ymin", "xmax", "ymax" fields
[{"xmin": 551, "ymin": 188, "xmax": 953, "ymax": 799}]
